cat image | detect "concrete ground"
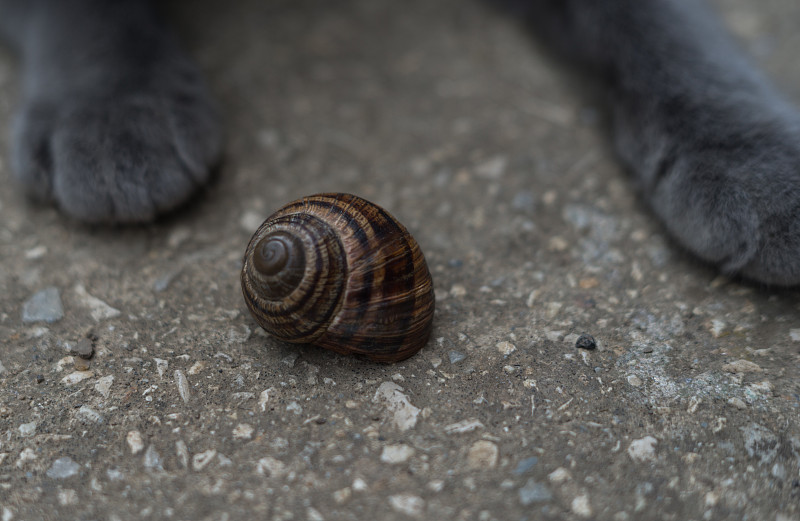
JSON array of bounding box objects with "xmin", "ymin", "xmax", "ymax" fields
[{"xmin": 2, "ymin": 0, "xmax": 800, "ymax": 519}]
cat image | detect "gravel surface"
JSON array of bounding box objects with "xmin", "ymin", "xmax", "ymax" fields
[{"xmin": 2, "ymin": 0, "xmax": 800, "ymax": 520}]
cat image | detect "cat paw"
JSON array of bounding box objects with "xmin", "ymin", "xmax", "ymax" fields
[
  {"xmin": 642, "ymin": 119, "xmax": 800, "ymax": 286},
  {"xmin": 10, "ymin": 64, "xmax": 221, "ymax": 223}
]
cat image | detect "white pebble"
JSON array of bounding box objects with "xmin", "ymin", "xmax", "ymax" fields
[
  {"xmin": 381, "ymin": 444, "xmax": 415, "ymax": 464},
  {"xmin": 58, "ymin": 489, "xmax": 78, "ymax": 506},
  {"xmin": 143, "ymin": 445, "xmax": 162, "ymax": 470},
  {"xmin": 259, "ymin": 388, "xmax": 275, "ymax": 412},
  {"xmin": 627, "ymin": 375, "xmax": 643, "ymax": 387},
  {"xmin": 373, "ymin": 382, "xmax": 420, "ymax": 432},
  {"xmin": 46, "ymin": 457, "xmax": 80, "ymax": 479},
  {"xmin": 256, "ymin": 456, "xmax": 286, "ymax": 477},
  {"xmin": 233, "ymin": 423, "xmax": 254, "ymax": 440},
  {"xmin": 708, "ymin": 319, "xmax": 726, "ymax": 338},
  {"xmin": 548, "ymin": 467, "xmax": 572, "ymax": 483},
  {"xmin": 496, "ymin": 341, "xmax": 516, "ymax": 355},
  {"xmin": 174, "ymin": 370, "xmax": 190, "ymax": 403},
  {"xmin": 192, "ymin": 449, "xmax": 217, "ymax": 471},
  {"xmin": 240, "ymin": 210, "xmax": 266, "ymax": 232},
  {"xmin": 450, "ymin": 284, "xmax": 467, "ymax": 298},
  {"xmin": 175, "ymin": 440, "xmax": 189, "ymax": 469},
  {"xmin": 187, "ymin": 361, "xmax": 206, "ymax": 375},
  {"xmin": 467, "ymin": 440, "xmax": 498, "ymax": 469},
  {"xmin": 427, "ymin": 480, "xmax": 445, "ymax": 492},
  {"xmin": 94, "ymin": 375, "xmax": 114, "ymax": 398},
  {"xmin": 628, "ymin": 436, "xmax": 657, "ymax": 462},
  {"xmin": 444, "ymin": 419, "xmax": 485, "ymax": 435},
  {"xmin": 127, "ymin": 431, "xmax": 145, "ymax": 455},
  {"xmin": 333, "ymin": 487, "xmax": 352, "ymax": 504},
  {"xmin": 75, "ymin": 284, "xmax": 120, "ymax": 322},
  {"xmin": 18, "ymin": 422, "xmax": 36, "ymax": 437},
  {"xmin": 61, "ymin": 371, "xmax": 94, "ymax": 386},
  {"xmin": 388, "ymin": 494, "xmax": 425, "ymax": 518},
  {"xmin": 571, "ymin": 495, "xmax": 593, "ymax": 518},
  {"xmin": 24, "ymin": 245, "xmax": 47, "ymax": 260},
  {"xmin": 16, "ymin": 447, "xmax": 37, "ymax": 468},
  {"xmin": 76, "ymin": 405, "xmax": 103, "ymax": 424},
  {"xmin": 154, "ymin": 358, "xmax": 168, "ymax": 378}
]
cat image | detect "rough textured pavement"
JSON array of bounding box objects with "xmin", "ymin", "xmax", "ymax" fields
[{"xmin": 2, "ymin": 0, "xmax": 800, "ymax": 519}]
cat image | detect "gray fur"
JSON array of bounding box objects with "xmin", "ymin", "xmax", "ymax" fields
[
  {"xmin": 0, "ymin": 0, "xmax": 221, "ymax": 222},
  {"xmin": 1, "ymin": 0, "xmax": 799, "ymax": 285}
]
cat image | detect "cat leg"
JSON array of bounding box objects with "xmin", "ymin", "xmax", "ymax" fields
[
  {"xmin": 0, "ymin": 0, "xmax": 221, "ymax": 223},
  {"xmin": 523, "ymin": 0, "xmax": 800, "ymax": 285}
]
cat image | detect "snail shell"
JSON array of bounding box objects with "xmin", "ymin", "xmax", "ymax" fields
[{"xmin": 241, "ymin": 193, "xmax": 435, "ymax": 362}]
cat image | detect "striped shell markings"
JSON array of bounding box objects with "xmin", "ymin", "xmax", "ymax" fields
[{"xmin": 241, "ymin": 193, "xmax": 435, "ymax": 362}]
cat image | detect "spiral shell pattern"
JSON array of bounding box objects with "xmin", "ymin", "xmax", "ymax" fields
[{"xmin": 241, "ymin": 193, "xmax": 435, "ymax": 362}]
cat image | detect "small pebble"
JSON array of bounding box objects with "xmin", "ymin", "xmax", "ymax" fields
[
  {"xmin": 193, "ymin": 449, "xmax": 217, "ymax": 471},
  {"xmin": 467, "ymin": 440, "xmax": 498, "ymax": 469},
  {"xmin": 143, "ymin": 445, "xmax": 162, "ymax": 470},
  {"xmin": 333, "ymin": 487, "xmax": 352, "ymax": 504},
  {"xmin": 24, "ymin": 245, "xmax": 47, "ymax": 260},
  {"xmin": 75, "ymin": 284, "xmax": 120, "ymax": 322},
  {"xmin": 381, "ymin": 444, "xmax": 415, "ymax": 464},
  {"xmin": 61, "ymin": 371, "xmax": 94, "ymax": 386},
  {"xmin": 722, "ymin": 360, "xmax": 762, "ymax": 374},
  {"xmin": 448, "ymin": 351, "xmax": 466, "ymax": 364},
  {"xmin": 175, "ymin": 370, "xmax": 190, "ymax": 404},
  {"xmin": 450, "ymin": 284, "xmax": 467, "ymax": 298},
  {"xmin": 16, "ymin": 447, "xmax": 37, "ymax": 467},
  {"xmin": 728, "ymin": 397, "xmax": 747, "ymax": 410},
  {"xmin": 548, "ymin": 467, "xmax": 572, "ymax": 483},
  {"xmin": 388, "ymin": 494, "xmax": 425, "ymax": 518},
  {"xmin": 46, "ymin": 457, "xmax": 80, "ymax": 479},
  {"xmin": 496, "ymin": 341, "xmax": 516, "ymax": 356},
  {"xmin": 627, "ymin": 375, "xmax": 643, "ymax": 387},
  {"xmin": 18, "ymin": 422, "xmax": 36, "ymax": 437},
  {"xmin": 76, "ymin": 406, "xmax": 103, "ymax": 424},
  {"xmin": 127, "ymin": 431, "xmax": 145, "ymax": 455},
  {"xmin": 571, "ymin": 495, "xmax": 593, "ymax": 518},
  {"xmin": 22, "ymin": 287, "xmax": 64, "ymax": 324},
  {"xmin": 72, "ymin": 338, "xmax": 94, "ymax": 359},
  {"xmin": 444, "ymin": 418, "xmax": 484, "ymax": 435},
  {"xmin": 233, "ymin": 423, "xmax": 254, "ymax": 440},
  {"xmin": 94, "ymin": 375, "xmax": 114, "ymax": 398},
  {"xmin": 73, "ymin": 358, "xmax": 90, "ymax": 372},
  {"xmin": 575, "ymin": 333, "xmax": 596, "ymax": 350},
  {"xmin": 372, "ymin": 382, "xmax": 420, "ymax": 432},
  {"xmin": 427, "ymin": 480, "xmax": 445, "ymax": 492},
  {"xmin": 518, "ymin": 479, "xmax": 553, "ymax": 505},
  {"xmin": 628, "ymin": 436, "xmax": 657, "ymax": 462},
  {"xmin": 512, "ymin": 456, "xmax": 539, "ymax": 475}
]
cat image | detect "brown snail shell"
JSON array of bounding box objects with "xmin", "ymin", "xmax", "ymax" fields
[{"xmin": 241, "ymin": 193, "xmax": 435, "ymax": 362}]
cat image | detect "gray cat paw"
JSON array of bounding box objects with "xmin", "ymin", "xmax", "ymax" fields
[
  {"xmin": 643, "ymin": 122, "xmax": 800, "ymax": 286},
  {"xmin": 11, "ymin": 72, "xmax": 221, "ymax": 223}
]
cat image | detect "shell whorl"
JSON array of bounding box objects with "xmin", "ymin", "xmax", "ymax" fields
[
  {"xmin": 241, "ymin": 193, "xmax": 435, "ymax": 362},
  {"xmin": 242, "ymin": 212, "xmax": 347, "ymax": 344}
]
